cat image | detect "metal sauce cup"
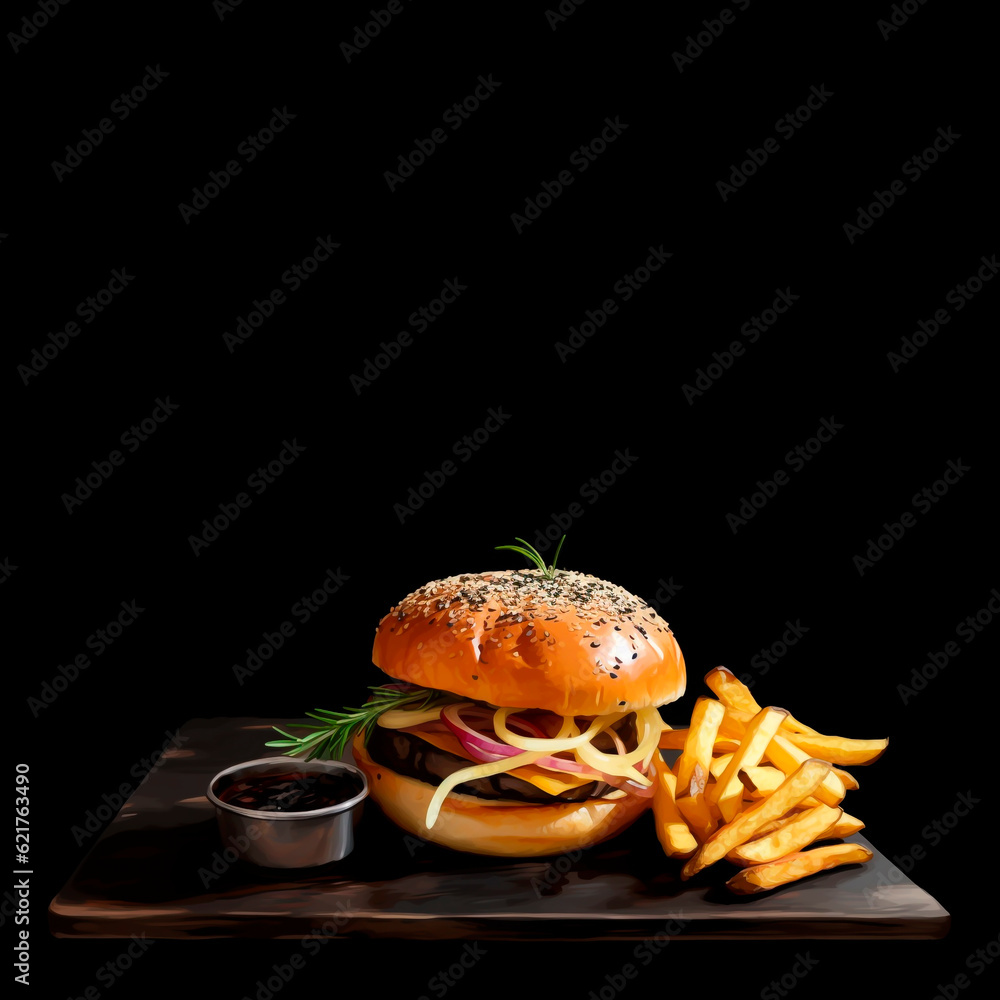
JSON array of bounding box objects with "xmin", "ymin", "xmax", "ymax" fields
[{"xmin": 207, "ymin": 757, "xmax": 368, "ymax": 868}]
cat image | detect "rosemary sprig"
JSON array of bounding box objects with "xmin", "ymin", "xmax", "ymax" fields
[
  {"xmin": 495, "ymin": 535, "xmax": 566, "ymax": 580},
  {"xmin": 266, "ymin": 684, "xmax": 450, "ymax": 761}
]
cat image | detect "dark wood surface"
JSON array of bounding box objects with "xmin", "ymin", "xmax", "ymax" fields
[{"xmin": 49, "ymin": 718, "xmax": 949, "ymax": 940}]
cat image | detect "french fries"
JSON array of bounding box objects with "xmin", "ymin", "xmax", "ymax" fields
[
  {"xmin": 712, "ymin": 707, "xmax": 788, "ymax": 822},
  {"xmin": 675, "ymin": 698, "xmax": 726, "ymax": 792},
  {"xmin": 726, "ymin": 844, "xmax": 873, "ymax": 894},
  {"xmin": 681, "ymin": 759, "xmax": 832, "ymax": 879},
  {"xmin": 727, "ymin": 804, "xmax": 842, "ymax": 866},
  {"xmin": 822, "ymin": 813, "xmax": 865, "ymax": 839},
  {"xmin": 654, "ymin": 666, "xmax": 885, "ymax": 895},
  {"xmin": 762, "ymin": 733, "xmax": 847, "ymax": 807},
  {"xmin": 651, "ymin": 759, "xmax": 698, "ymax": 859},
  {"xmin": 705, "ymin": 667, "xmax": 817, "ymax": 735},
  {"xmin": 673, "ymin": 698, "xmax": 726, "ymax": 841}
]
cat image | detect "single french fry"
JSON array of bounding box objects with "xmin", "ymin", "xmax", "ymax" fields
[
  {"xmin": 777, "ymin": 732, "xmax": 888, "ymax": 766},
  {"xmin": 681, "ymin": 759, "xmax": 831, "ymax": 880},
  {"xmin": 832, "ymin": 766, "xmax": 859, "ymax": 790},
  {"xmin": 726, "ymin": 843, "xmax": 873, "ymax": 894},
  {"xmin": 763, "ymin": 733, "xmax": 846, "ymax": 807},
  {"xmin": 675, "ymin": 698, "xmax": 726, "ymax": 792},
  {"xmin": 659, "ymin": 729, "xmax": 686, "ymax": 750},
  {"xmin": 820, "ymin": 812, "xmax": 865, "ymax": 839},
  {"xmin": 709, "ymin": 753, "xmax": 733, "ymax": 778},
  {"xmin": 660, "ymin": 729, "xmax": 742, "ymax": 752},
  {"xmin": 704, "ymin": 667, "xmax": 817, "ymax": 734},
  {"xmin": 675, "ymin": 762, "xmax": 715, "ymax": 842},
  {"xmin": 727, "ymin": 805, "xmax": 842, "ymax": 866},
  {"xmin": 714, "ymin": 707, "xmax": 788, "ymax": 822},
  {"xmin": 652, "ymin": 759, "xmax": 698, "ymax": 859},
  {"xmin": 737, "ymin": 765, "xmax": 786, "ymax": 796},
  {"xmin": 723, "ymin": 702, "xmax": 886, "ymax": 766}
]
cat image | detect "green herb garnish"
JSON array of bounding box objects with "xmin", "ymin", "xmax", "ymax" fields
[
  {"xmin": 495, "ymin": 535, "xmax": 566, "ymax": 580},
  {"xmin": 266, "ymin": 684, "xmax": 449, "ymax": 761}
]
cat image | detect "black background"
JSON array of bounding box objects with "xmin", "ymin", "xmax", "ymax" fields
[{"xmin": 4, "ymin": 2, "xmax": 997, "ymax": 998}]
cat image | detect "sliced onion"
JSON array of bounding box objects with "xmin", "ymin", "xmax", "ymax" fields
[
  {"xmin": 494, "ymin": 707, "xmax": 627, "ymax": 751},
  {"xmin": 574, "ymin": 709, "xmax": 661, "ymax": 785},
  {"xmin": 442, "ymin": 703, "xmax": 520, "ymax": 758},
  {"xmin": 442, "ymin": 704, "xmax": 612, "ymax": 778},
  {"xmin": 425, "ymin": 751, "xmax": 546, "ymax": 828},
  {"xmin": 606, "ymin": 728, "xmax": 627, "ymax": 755},
  {"xmin": 377, "ymin": 706, "xmax": 447, "ymax": 730}
]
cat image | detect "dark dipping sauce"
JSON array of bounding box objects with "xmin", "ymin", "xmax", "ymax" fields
[{"xmin": 217, "ymin": 770, "xmax": 362, "ymax": 813}]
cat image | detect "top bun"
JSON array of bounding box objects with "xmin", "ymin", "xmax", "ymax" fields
[{"xmin": 372, "ymin": 569, "xmax": 685, "ymax": 717}]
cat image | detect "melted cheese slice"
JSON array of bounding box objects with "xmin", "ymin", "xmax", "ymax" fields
[{"xmin": 398, "ymin": 725, "xmax": 599, "ymax": 795}]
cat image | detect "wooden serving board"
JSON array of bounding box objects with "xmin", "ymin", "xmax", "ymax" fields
[{"xmin": 49, "ymin": 718, "xmax": 949, "ymax": 940}]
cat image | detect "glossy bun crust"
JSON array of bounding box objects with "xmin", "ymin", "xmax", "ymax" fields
[
  {"xmin": 372, "ymin": 568, "xmax": 685, "ymax": 716},
  {"xmin": 353, "ymin": 736, "xmax": 652, "ymax": 857}
]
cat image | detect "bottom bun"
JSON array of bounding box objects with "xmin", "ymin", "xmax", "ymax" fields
[{"xmin": 352, "ymin": 734, "xmax": 652, "ymax": 857}]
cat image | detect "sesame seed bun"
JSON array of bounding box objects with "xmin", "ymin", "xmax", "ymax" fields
[
  {"xmin": 352, "ymin": 735, "xmax": 652, "ymax": 857},
  {"xmin": 371, "ymin": 568, "xmax": 685, "ymax": 716}
]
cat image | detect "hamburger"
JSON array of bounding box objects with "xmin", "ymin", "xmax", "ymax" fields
[{"xmin": 270, "ymin": 546, "xmax": 685, "ymax": 857}]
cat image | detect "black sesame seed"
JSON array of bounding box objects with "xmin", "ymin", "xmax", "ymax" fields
[{"xmin": 609, "ymin": 673, "xmax": 618, "ymax": 679}]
